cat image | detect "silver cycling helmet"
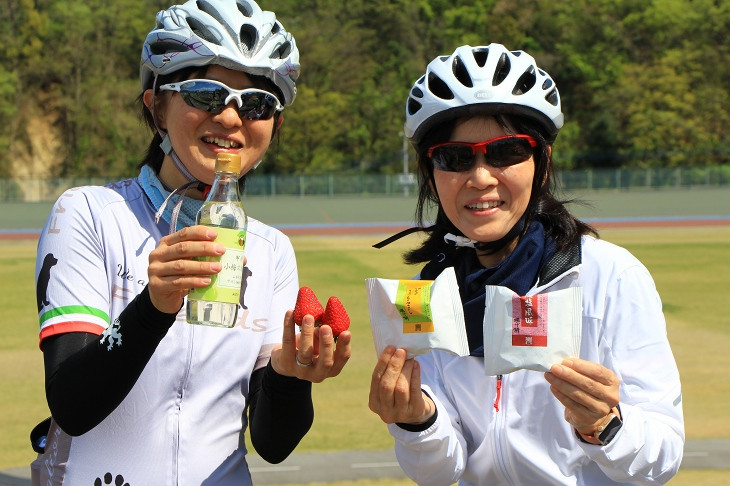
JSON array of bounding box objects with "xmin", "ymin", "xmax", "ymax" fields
[
  {"xmin": 140, "ymin": 0, "xmax": 299, "ymax": 105},
  {"xmin": 405, "ymin": 43, "xmax": 564, "ymax": 144}
]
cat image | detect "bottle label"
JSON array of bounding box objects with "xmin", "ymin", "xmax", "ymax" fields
[{"xmin": 189, "ymin": 228, "xmax": 246, "ymax": 304}]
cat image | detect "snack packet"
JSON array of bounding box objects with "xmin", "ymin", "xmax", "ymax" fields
[
  {"xmin": 483, "ymin": 286, "xmax": 582, "ymax": 375},
  {"xmin": 366, "ymin": 267, "xmax": 469, "ymax": 358}
]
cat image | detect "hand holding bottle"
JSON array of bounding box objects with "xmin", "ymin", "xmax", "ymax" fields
[{"xmin": 147, "ymin": 225, "xmax": 227, "ymax": 314}]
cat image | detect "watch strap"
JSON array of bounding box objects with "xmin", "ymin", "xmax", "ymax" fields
[{"xmin": 575, "ymin": 406, "xmax": 622, "ymax": 446}]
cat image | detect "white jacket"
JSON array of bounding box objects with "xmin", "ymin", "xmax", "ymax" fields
[{"xmin": 388, "ymin": 235, "xmax": 684, "ymax": 485}]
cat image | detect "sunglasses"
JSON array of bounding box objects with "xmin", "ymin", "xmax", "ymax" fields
[
  {"xmin": 427, "ymin": 134, "xmax": 538, "ymax": 172},
  {"xmin": 158, "ymin": 79, "xmax": 284, "ymax": 120}
]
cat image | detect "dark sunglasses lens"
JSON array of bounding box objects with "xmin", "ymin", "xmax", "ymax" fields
[
  {"xmin": 239, "ymin": 93, "xmax": 277, "ymax": 120},
  {"xmin": 487, "ymin": 139, "xmax": 534, "ymax": 167},
  {"xmin": 431, "ymin": 146, "xmax": 475, "ymax": 172},
  {"xmin": 179, "ymin": 82, "xmax": 227, "ymax": 113}
]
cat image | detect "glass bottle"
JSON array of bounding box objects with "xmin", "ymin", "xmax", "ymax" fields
[{"xmin": 186, "ymin": 153, "xmax": 248, "ymax": 327}]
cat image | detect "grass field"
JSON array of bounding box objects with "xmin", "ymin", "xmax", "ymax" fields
[{"xmin": 1, "ymin": 226, "xmax": 729, "ymax": 484}]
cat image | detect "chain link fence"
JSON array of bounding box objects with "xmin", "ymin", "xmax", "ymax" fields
[{"xmin": 1, "ymin": 165, "xmax": 729, "ymax": 203}]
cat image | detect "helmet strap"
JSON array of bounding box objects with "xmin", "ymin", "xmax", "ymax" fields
[{"xmin": 151, "ymin": 75, "xmax": 199, "ymax": 185}]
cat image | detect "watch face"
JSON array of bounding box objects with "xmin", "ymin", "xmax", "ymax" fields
[{"xmin": 598, "ymin": 415, "xmax": 623, "ymax": 445}]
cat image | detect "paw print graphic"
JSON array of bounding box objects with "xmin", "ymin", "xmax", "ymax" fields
[{"xmin": 94, "ymin": 472, "xmax": 129, "ymax": 486}]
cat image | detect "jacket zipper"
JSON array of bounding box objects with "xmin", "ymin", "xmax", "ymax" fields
[{"xmin": 493, "ymin": 374, "xmax": 503, "ymax": 412}]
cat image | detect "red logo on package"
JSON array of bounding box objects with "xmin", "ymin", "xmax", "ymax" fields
[{"xmin": 511, "ymin": 294, "xmax": 548, "ymax": 347}]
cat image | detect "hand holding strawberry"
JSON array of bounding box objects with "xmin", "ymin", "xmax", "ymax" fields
[{"xmin": 272, "ymin": 286, "xmax": 351, "ymax": 382}]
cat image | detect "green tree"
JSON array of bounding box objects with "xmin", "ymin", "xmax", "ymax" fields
[{"xmin": 0, "ymin": 0, "xmax": 727, "ymax": 179}]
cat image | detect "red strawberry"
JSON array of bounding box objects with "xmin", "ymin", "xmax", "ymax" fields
[
  {"xmin": 321, "ymin": 296, "xmax": 350, "ymax": 338},
  {"xmin": 293, "ymin": 286, "xmax": 324, "ymax": 326}
]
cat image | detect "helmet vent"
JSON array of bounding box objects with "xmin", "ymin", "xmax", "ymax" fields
[
  {"xmin": 271, "ymin": 41, "xmax": 292, "ymax": 59},
  {"xmin": 407, "ymin": 98, "xmax": 422, "ymax": 116},
  {"xmin": 150, "ymin": 41, "xmax": 191, "ymax": 55},
  {"xmin": 196, "ymin": 1, "xmax": 227, "ymax": 26},
  {"xmin": 239, "ymin": 24, "xmax": 258, "ymax": 52},
  {"xmin": 236, "ymin": 0, "xmax": 253, "ymax": 17},
  {"xmin": 512, "ymin": 66, "xmax": 536, "ymax": 95},
  {"xmin": 542, "ymin": 78, "xmax": 553, "ymax": 90},
  {"xmin": 452, "ymin": 56, "xmax": 473, "ymax": 88},
  {"xmin": 427, "ymin": 73, "xmax": 454, "ymax": 100},
  {"xmin": 492, "ymin": 53, "xmax": 511, "ymax": 86},
  {"xmin": 472, "ymin": 47, "xmax": 489, "ymax": 67},
  {"xmin": 186, "ymin": 17, "xmax": 221, "ymax": 46},
  {"xmin": 545, "ymin": 88, "xmax": 559, "ymax": 106},
  {"xmin": 411, "ymin": 87, "xmax": 424, "ymax": 98}
]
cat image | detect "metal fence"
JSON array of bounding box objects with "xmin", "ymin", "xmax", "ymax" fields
[{"xmin": 1, "ymin": 165, "xmax": 729, "ymax": 203}]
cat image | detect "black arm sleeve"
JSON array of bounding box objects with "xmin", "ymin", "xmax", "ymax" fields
[
  {"xmin": 248, "ymin": 361, "xmax": 313, "ymax": 464},
  {"xmin": 43, "ymin": 286, "xmax": 177, "ymax": 436}
]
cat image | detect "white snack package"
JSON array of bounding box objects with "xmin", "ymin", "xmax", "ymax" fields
[
  {"xmin": 483, "ymin": 285, "xmax": 582, "ymax": 376},
  {"xmin": 366, "ymin": 267, "xmax": 469, "ymax": 359}
]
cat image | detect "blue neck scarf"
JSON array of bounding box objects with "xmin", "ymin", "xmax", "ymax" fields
[
  {"xmin": 421, "ymin": 220, "xmax": 556, "ymax": 356},
  {"xmin": 138, "ymin": 165, "xmax": 203, "ymax": 231}
]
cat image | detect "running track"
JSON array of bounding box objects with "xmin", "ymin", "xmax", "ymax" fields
[{"xmin": 2, "ymin": 215, "xmax": 730, "ymax": 241}]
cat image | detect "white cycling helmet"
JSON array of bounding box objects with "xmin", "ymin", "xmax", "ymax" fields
[
  {"xmin": 405, "ymin": 43, "xmax": 564, "ymax": 143},
  {"xmin": 140, "ymin": 0, "xmax": 299, "ymax": 105}
]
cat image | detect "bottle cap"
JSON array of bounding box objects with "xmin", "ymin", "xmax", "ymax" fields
[{"xmin": 215, "ymin": 153, "xmax": 241, "ymax": 174}]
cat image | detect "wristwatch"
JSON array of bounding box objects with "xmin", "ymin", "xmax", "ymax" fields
[{"xmin": 576, "ymin": 406, "xmax": 623, "ymax": 446}]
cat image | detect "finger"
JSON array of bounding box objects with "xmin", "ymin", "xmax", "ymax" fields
[
  {"xmin": 553, "ymin": 360, "xmax": 619, "ymax": 408},
  {"xmin": 410, "ymin": 359, "xmax": 423, "ymax": 404},
  {"xmin": 393, "ymin": 358, "xmax": 416, "ymax": 409},
  {"xmin": 163, "ymin": 225, "xmax": 219, "ymax": 246},
  {"xmin": 410, "ymin": 362, "xmax": 431, "ymax": 422},
  {"xmin": 370, "ymin": 346, "xmax": 397, "ymax": 413},
  {"xmin": 296, "ymin": 314, "xmax": 316, "ymax": 365},
  {"xmin": 379, "ymin": 348, "xmax": 408, "ymax": 408},
  {"xmin": 549, "ymin": 380, "xmax": 583, "ymax": 412},
  {"xmin": 281, "ymin": 310, "xmax": 297, "ymax": 355},
  {"xmin": 150, "ymin": 259, "xmax": 223, "ymax": 281},
  {"xmin": 562, "ymin": 358, "xmax": 619, "ymax": 387},
  {"xmin": 169, "ymin": 240, "xmax": 227, "ymax": 262},
  {"xmin": 546, "ymin": 370, "xmax": 611, "ymax": 426},
  {"xmin": 547, "ymin": 365, "xmax": 598, "ymax": 407},
  {"xmin": 381, "ymin": 348, "xmax": 407, "ymax": 383},
  {"xmin": 318, "ymin": 324, "xmax": 335, "ymax": 366},
  {"xmin": 301, "ymin": 325, "xmax": 335, "ymax": 383},
  {"xmin": 327, "ymin": 330, "xmax": 352, "ymax": 378},
  {"xmin": 156, "ymin": 229, "xmax": 225, "ymax": 263},
  {"xmin": 270, "ymin": 311, "xmax": 298, "ymax": 376},
  {"xmin": 372, "ymin": 346, "xmax": 397, "ymax": 384}
]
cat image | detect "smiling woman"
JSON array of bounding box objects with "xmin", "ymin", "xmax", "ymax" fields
[
  {"xmin": 27, "ymin": 1, "xmax": 352, "ymax": 485},
  {"xmin": 368, "ymin": 43, "xmax": 685, "ymax": 485}
]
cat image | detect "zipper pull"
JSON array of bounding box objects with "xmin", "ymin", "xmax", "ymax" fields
[{"xmin": 494, "ymin": 375, "xmax": 503, "ymax": 412}]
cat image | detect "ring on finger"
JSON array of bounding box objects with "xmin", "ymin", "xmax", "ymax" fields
[{"xmin": 295, "ymin": 352, "xmax": 313, "ymax": 367}]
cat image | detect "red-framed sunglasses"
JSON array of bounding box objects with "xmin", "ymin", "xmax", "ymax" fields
[{"xmin": 427, "ymin": 134, "xmax": 538, "ymax": 172}]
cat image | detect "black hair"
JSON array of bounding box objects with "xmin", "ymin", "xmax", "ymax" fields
[
  {"xmin": 136, "ymin": 65, "xmax": 285, "ymax": 189},
  {"xmin": 404, "ymin": 113, "xmax": 597, "ymax": 265}
]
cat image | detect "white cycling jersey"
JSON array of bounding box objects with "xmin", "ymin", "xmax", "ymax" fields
[
  {"xmin": 389, "ymin": 236, "xmax": 685, "ymax": 485},
  {"xmin": 31, "ymin": 177, "xmax": 298, "ymax": 485}
]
